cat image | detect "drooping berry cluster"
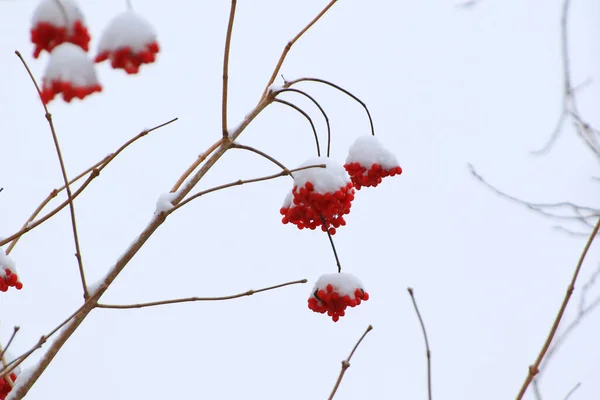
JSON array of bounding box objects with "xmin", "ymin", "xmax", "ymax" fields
[
  {"xmin": 307, "ymin": 273, "xmax": 369, "ymax": 322},
  {"xmin": 0, "ymin": 372, "xmax": 18, "ymax": 400},
  {"xmin": 40, "ymin": 43, "xmax": 102, "ymax": 104},
  {"xmin": 280, "ymin": 157, "xmax": 355, "ymax": 235},
  {"xmin": 344, "ymin": 162, "xmax": 402, "ymax": 189},
  {"xmin": 28, "ymin": 1, "xmax": 160, "ymax": 104},
  {"xmin": 30, "ymin": 0, "xmax": 90, "ymax": 58},
  {"xmin": 95, "ymin": 11, "xmax": 160, "ymax": 75},
  {"xmin": 344, "ymin": 135, "xmax": 403, "ymax": 189},
  {"xmin": 1, "ymin": 269, "xmax": 23, "ymax": 292}
]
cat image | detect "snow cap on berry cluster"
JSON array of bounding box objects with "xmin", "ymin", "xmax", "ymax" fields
[
  {"xmin": 31, "ymin": 0, "xmax": 91, "ymax": 58},
  {"xmin": 41, "ymin": 42, "xmax": 102, "ymax": 104},
  {"xmin": 95, "ymin": 11, "xmax": 160, "ymax": 74},
  {"xmin": 280, "ymin": 157, "xmax": 355, "ymax": 235},
  {"xmin": 307, "ymin": 272, "xmax": 369, "ymax": 322},
  {"xmin": 0, "ymin": 248, "xmax": 22, "ymax": 292},
  {"xmin": 344, "ymin": 135, "xmax": 402, "ymax": 189}
]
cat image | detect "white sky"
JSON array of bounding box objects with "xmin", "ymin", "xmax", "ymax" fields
[{"xmin": 1, "ymin": 0, "xmax": 600, "ymax": 399}]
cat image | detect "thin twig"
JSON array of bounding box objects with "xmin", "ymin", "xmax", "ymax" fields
[
  {"xmin": 15, "ymin": 50, "xmax": 89, "ymax": 298},
  {"xmin": 170, "ymin": 138, "xmax": 224, "ymax": 192},
  {"xmin": 0, "ymin": 337, "xmax": 14, "ymax": 387},
  {"xmin": 5, "ymin": 157, "xmax": 108, "ymax": 254},
  {"xmin": 168, "ymin": 164, "xmax": 325, "ymax": 214},
  {"xmin": 563, "ymin": 383, "xmax": 581, "ymax": 400},
  {"xmin": 222, "ymin": 0, "xmax": 237, "ymax": 138},
  {"xmin": 286, "ymin": 77, "xmax": 375, "ymax": 136},
  {"xmin": 275, "ymin": 88, "xmax": 332, "ymax": 156},
  {"xmin": 328, "ymin": 325, "xmax": 373, "ymax": 400},
  {"xmin": 516, "ymin": 216, "xmax": 600, "ymax": 399},
  {"xmin": 274, "ymin": 98, "xmax": 321, "ymax": 156},
  {"xmin": 0, "ymin": 327, "xmax": 20, "ymax": 362},
  {"xmin": 408, "ymin": 287, "xmax": 432, "ymax": 400},
  {"xmin": 0, "ymin": 118, "xmax": 178, "ymax": 250},
  {"xmin": 230, "ymin": 143, "xmax": 289, "ymax": 172},
  {"xmin": 261, "ymin": 0, "xmax": 339, "ymax": 98},
  {"xmin": 97, "ymin": 278, "xmax": 307, "ymax": 309}
]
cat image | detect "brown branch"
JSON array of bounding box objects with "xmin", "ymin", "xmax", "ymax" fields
[
  {"xmin": 274, "ymin": 88, "xmax": 332, "ymax": 156},
  {"xmin": 5, "ymin": 157, "xmax": 107, "ymax": 254},
  {"xmin": 168, "ymin": 164, "xmax": 325, "ymax": 214},
  {"xmin": 222, "ymin": 0, "xmax": 237, "ymax": 138},
  {"xmin": 10, "ymin": 94, "xmax": 273, "ymax": 399},
  {"xmin": 408, "ymin": 288, "xmax": 432, "ymax": 400},
  {"xmin": 0, "ymin": 327, "xmax": 19, "ymax": 362},
  {"xmin": 516, "ymin": 216, "xmax": 600, "ymax": 399},
  {"xmin": 97, "ymin": 278, "xmax": 307, "ymax": 309},
  {"xmin": 261, "ymin": 0, "xmax": 339, "ymax": 98},
  {"xmin": 328, "ymin": 325, "xmax": 373, "ymax": 400},
  {"xmin": 286, "ymin": 77, "xmax": 375, "ymax": 136},
  {"xmin": 170, "ymin": 138, "xmax": 224, "ymax": 193},
  {"xmin": 0, "ymin": 118, "xmax": 178, "ymax": 250},
  {"xmin": 273, "ymin": 98, "xmax": 321, "ymax": 156},
  {"xmin": 230, "ymin": 143, "xmax": 289, "ymax": 171},
  {"xmin": 16, "ymin": 50, "xmax": 89, "ymax": 297}
]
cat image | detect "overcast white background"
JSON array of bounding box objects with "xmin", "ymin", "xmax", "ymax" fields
[{"xmin": 1, "ymin": 0, "xmax": 600, "ymax": 399}]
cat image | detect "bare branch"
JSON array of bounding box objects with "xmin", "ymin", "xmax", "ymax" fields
[
  {"xmin": 328, "ymin": 325, "xmax": 373, "ymax": 400},
  {"xmin": 230, "ymin": 143, "xmax": 289, "ymax": 172},
  {"xmin": 0, "ymin": 327, "xmax": 19, "ymax": 362},
  {"xmin": 262, "ymin": 0, "xmax": 339, "ymax": 98},
  {"xmin": 168, "ymin": 164, "xmax": 325, "ymax": 214},
  {"xmin": 0, "ymin": 118, "xmax": 178, "ymax": 251},
  {"xmin": 97, "ymin": 278, "xmax": 307, "ymax": 309},
  {"xmin": 563, "ymin": 383, "xmax": 581, "ymax": 400},
  {"xmin": 408, "ymin": 288, "xmax": 432, "ymax": 400},
  {"xmin": 15, "ymin": 50, "xmax": 89, "ymax": 297},
  {"xmin": 516, "ymin": 217, "xmax": 600, "ymax": 399},
  {"xmin": 170, "ymin": 138, "xmax": 224, "ymax": 193}
]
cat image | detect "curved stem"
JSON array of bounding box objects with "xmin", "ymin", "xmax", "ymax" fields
[
  {"xmin": 230, "ymin": 143, "xmax": 289, "ymax": 172},
  {"xmin": 275, "ymin": 88, "xmax": 332, "ymax": 156},
  {"xmin": 273, "ymin": 98, "xmax": 321, "ymax": 156},
  {"xmin": 287, "ymin": 77, "xmax": 375, "ymax": 136},
  {"xmin": 125, "ymin": 0, "xmax": 133, "ymax": 10},
  {"xmin": 320, "ymin": 215, "xmax": 342, "ymax": 273},
  {"xmin": 222, "ymin": 0, "xmax": 238, "ymax": 138}
]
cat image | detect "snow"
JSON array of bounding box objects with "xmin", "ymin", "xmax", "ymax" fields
[
  {"xmin": 155, "ymin": 192, "xmax": 177, "ymax": 213},
  {"xmin": 267, "ymin": 83, "xmax": 282, "ymax": 94},
  {"xmin": 281, "ymin": 190, "xmax": 293, "ymax": 208},
  {"xmin": 43, "ymin": 43, "xmax": 99, "ymax": 87},
  {"xmin": 310, "ymin": 272, "xmax": 365, "ymax": 297},
  {"xmin": 87, "ymin": 278, "xmax": 104, "ymax": 295},
  {"xmin": 292, "ymin": 157, "xmax": 350, "ymax": 194},
  {"xmin": 345, "ymin": 135, "xmax": 399, "ymax": 169},
  {"xmin": 0, "ymin": 247, "xmax": 17, "ymax": 276},
  {"xmin": 32, "ymin": 0, "xmax": 85, "ymax": 27},
  {"xmin": 97, "ymin": 11, "xmax": 157, "ymax": 53},
  {"xmin": 2, "ymin": 351, "xmax": 22, "ymax": 376},
  {"xmin": 6, "ymin": 366, "xmax": 33, "ymax": 400}
]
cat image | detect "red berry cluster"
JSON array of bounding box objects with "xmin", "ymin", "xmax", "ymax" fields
[
  {"xmin": 95, "ymin": 42, "xmax": 160, "ymax": 75},
  {"xmin": 280, "ymin": 181, "xmax": 354, "ymax": 235},
  {"xmin": 344, "ymin": 162, "xmax": 403, "ymax": 190},
  {"xmin": 1, "ymin": 269, "xmax": 23, "ymax": 292},
  {"xmin": 308, "ymin": 283, "xmax": 369, "ymax": 322},
  {"xmin": 41, "ymin": 80, "xmax": 102, "ymax": 104},
  {"xmin": 31, "ymin": 20, "xmax": 90, "ymax": 59},
  {"xmin": 0, "ymin": 372, "xmax": 17, "ymax": 400}
]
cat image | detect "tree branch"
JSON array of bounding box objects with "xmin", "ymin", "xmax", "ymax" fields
[
  {"xmin": 222, "ymin": 0, "xmax": 237, "ymax": 138},
  {"xmin": 261, "ymin": 0, "xmax": 339, "ymax": 98},
  {"xmin": 97, "ymin": 278, "xmax": 307, "ymax": 309},
  {"xmin": 408, "ymin": 288, "xmax": 432, "ymax": 400},
  {"xmin": 516, "ymin": 216, "xmax": 600, "ymax": 399},
  {"xmin": 328, "ymin": 325, "xmax": 373, "ymax": 400}
]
